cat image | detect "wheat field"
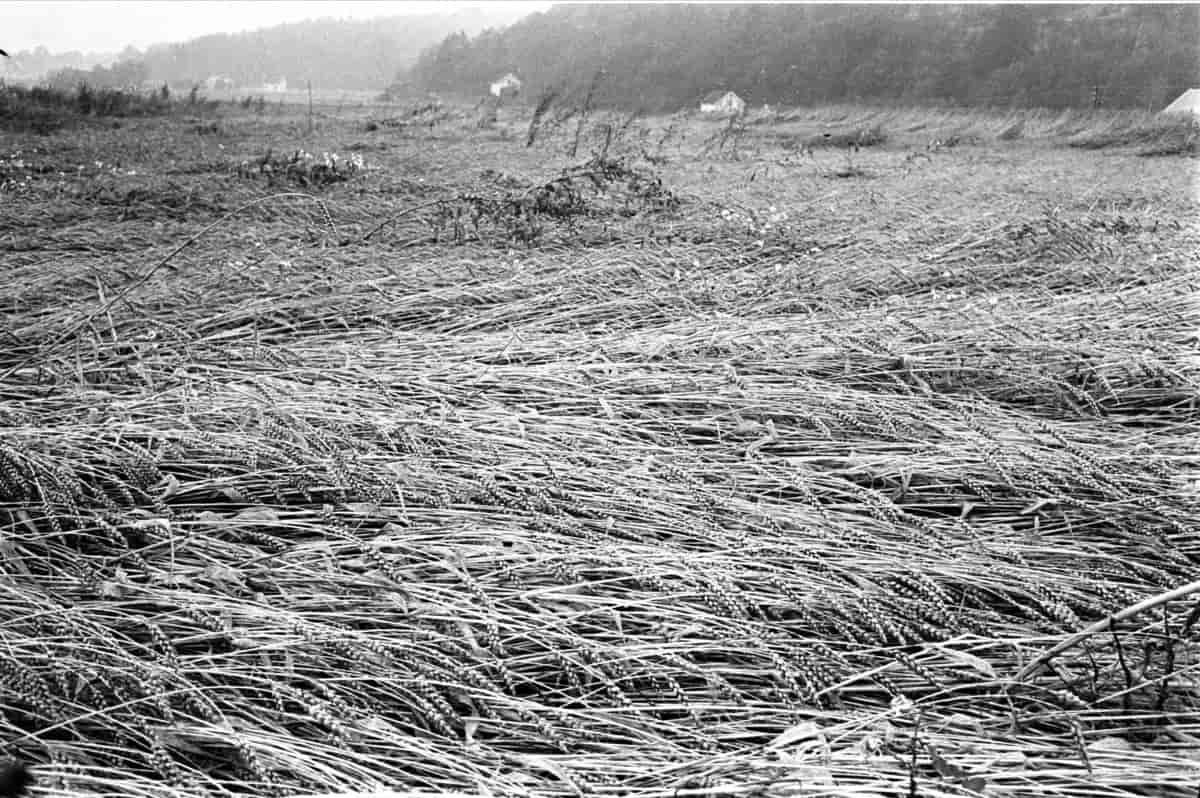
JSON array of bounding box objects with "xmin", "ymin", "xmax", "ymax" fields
[{"xmin": 0, "ymin": 96, "xmax": 1198, "ymax": 798}]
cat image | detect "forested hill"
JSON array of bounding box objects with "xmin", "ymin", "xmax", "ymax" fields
[
  {"xmin": 409, "ymin": 4, "xmax": 1200, "ymax": 111},
  {"xmin": 132, "ymin": 7, "xmax": 530, "ymax": 90}
]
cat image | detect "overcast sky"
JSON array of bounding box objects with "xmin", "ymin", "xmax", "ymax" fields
[{"xmin": 1, "ymin": 1, "xmax": 551, "ymax": 53}]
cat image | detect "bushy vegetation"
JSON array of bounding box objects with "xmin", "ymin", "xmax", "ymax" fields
[
  {"xmin": 0, "ymin": 83, "xmax": 174, "ymax": 133},
  {"xmin": 0, "ymin": 99, "xmax": 1197, "ymax": 798},
  {"xmin": 43, "ymin": 58, "xmax": 151, "ymax": 92}
]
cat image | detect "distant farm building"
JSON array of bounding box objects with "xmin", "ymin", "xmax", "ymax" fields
[
  {"xmin": 489, "ymin": 72, "xmax": 521, "ymax": 98},
  {"xmin": 203, "ymin": 75, "xmax": 234, "ymax": 91},
  {"xmin": 699, "ymin": 90, "xmax": 745, "ymax": 117},
  {"xmin": 1162, "ymin": 89, "xmax": 1200, "ymax": 116},
  {"xmin": 261, "ymin": 77, "xmax": 288, "ymax": 93}
]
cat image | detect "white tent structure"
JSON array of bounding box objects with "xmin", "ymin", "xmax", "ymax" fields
[{"xmin": 1162, "ymin": 89, "xmax": 1200, "ymax": 116}]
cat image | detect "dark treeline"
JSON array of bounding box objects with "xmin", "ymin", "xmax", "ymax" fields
[
  {"xmin": 42, "ymin": 60, "xmax": 151, "ymax": 93},
  {"xmin": 408, "ymin": 4, "xmax": 1200, "ymax": 111}
]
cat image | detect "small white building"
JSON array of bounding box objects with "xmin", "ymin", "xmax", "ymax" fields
[
  {"xmin": 489, "ymin": 72, "xmax": 521, "ymax": 98},
  {"xmin": 261, "ymin": 77, "xmax": 288, "ymax": 93},
  {"xmin": 700, "ymin": 90, "xmax": 746, "ymax": 117},
  {"xmin": 1162, "ymin": 89, "xmax": 1200, "ymax": 117}
]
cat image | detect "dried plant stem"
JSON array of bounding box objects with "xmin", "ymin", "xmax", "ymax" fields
[
  {"xmin": 1014, "ymin": 579, "xmax": 1200, "ymax": 682},
  {"xmin": 0, "ymin": 191, "xmax": 324, "ymax": 381}
]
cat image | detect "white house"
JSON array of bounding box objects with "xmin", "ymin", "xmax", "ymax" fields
[
  {"xmin": 489, "ymin": 72, "xmax": 521, "ymax": 98},
  {"xmin": 261, "ymin": 77, "xmax": 288, "ymax": 93},
  {"xmin": 700, "ymin": 90, "xmax": 746, "ymax": 117},
  {"xmin": 1162, "ymin": 89, "xmax": 1200, "ymax": 116}
]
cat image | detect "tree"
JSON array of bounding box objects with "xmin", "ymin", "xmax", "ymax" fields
[{"xmin": 401, "ymin": 4, "xmax": 1200, "ymax": 112}]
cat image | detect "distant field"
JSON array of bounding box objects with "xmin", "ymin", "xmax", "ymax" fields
[
  {"xmin": 202, "ymin": 87, "xmax": 391, "ymax": 109},
  {"xmin": 0, "ymin": 97, "xmax": 1198, "ymax": 798}
]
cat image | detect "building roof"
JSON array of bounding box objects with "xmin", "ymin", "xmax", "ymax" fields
[
  {"xmin": 1163, "ymin": 88, "xmax": 1200, "ymax": 115},
  {"xmin": 701, "ymin": 90, "xmax": 735, "ymax": 103}
]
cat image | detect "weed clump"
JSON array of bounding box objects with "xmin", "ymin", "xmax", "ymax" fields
[
  {"xmin": 700, "ymin": 115, "xmax": 750, "ymax": 159},
  {"xmin": 0, "ymin": 154, "xmax": 39, "ymax": 194},
  {"xmin": 424, "ymin": 155, "xmax": 680, "ymax": 245},
  {"xmin": 237, "ymin": 95, "xmax": 267, "ymax": 113},
  {"xmin": 997, "ymin": 119, "xmax": 1025, "ymax": 140},
  {"xmin": 926, "ymin": 134, "xmax": 983, "ymax": 151},
  {"xmin": 236, "ymin": 149, "xmax": 366, "ymax": 187},
  {"xmin": 809, "ymin": 124, "xmax": 888, "ymax": 149},
  {"xmin": 367, "ymin": 100, "xmax": 453, "ymax": 133}
]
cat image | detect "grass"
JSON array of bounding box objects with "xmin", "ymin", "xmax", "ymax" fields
[
  {"xmin": 0, "ymin": 99, "xmax": 1198, "ymax": 798},
  {"xmin": 761, "ymin": 102, "xmax": 1199, "ymax": 153},
  {"xmin": 1069, "ymin": 115, "xmax": 1199, "ymax": 156}
]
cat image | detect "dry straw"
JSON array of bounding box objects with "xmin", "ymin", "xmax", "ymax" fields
[{"xmin": 0, "ymin": 98, "xmax": 1196, "ymax": 798}]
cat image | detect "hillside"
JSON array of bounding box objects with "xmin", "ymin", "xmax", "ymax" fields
[
  {"xmin": 147, "ymin": 7, "xmax": 536, "ymax": 90},
  {"xmin": 5, "ymin": 7, "xmax": 534, "ymax": 91},
  {"xmin": 408, "ymin": 4, "xmax": 1200, "ymax": 110}
]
